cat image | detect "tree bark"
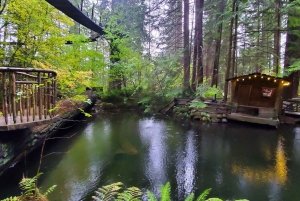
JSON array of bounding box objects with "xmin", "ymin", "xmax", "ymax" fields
[
  {"xmin": 196, "ymin": 0, "xmax": 204, "ymax": 86},
  {"xmin": 183, "ymin": 0, "xmax": 190, "ymax": 92},
  {"xmin": 283, "ymin": 0, "xmax": 300, "ymax": 99},
  {"xmin": 211, "ymin": 0, "xmax": 226, "ymax": 87},
  {"xmin": 274, "ymin": 0, "xmax": 281, "ymax": 74},
  {"xmin": 192, "ymin": 0, "xmax": 200, "ymax": 91},
  {"xmin": 224, "ymin": 0, "xmax": 236, "ymax": 102}
]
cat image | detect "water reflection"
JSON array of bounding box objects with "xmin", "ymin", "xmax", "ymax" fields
[
  {"xmin": 231, "ymin": 136, "xmax": 287, "ymax": 186},
  {"xmin": 176, "ymin": 130, "xmax": 197, "ymax": 199},
  {"xmin": 139, "ymin": 118, "xmax": 168, "ymax": 195}
]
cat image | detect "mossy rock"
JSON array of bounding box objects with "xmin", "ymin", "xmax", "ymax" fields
[
  {"xmin": 173, "ymin": 107, "xmax": 181, "ymax": 113},
  {"xmin": 191, "ymin": 111, "xmax": 202, "ymax": 117},
  {"xmin": 200, "ymin": 112, "xmax": 207, "ymax": 116},
  {"xmin": 178, "ymin": 107, "xmax": 189, "ymax": 113},
  {"xmin": 193, "ymin": 116, "xmax": 201, "ymax": 120},
  {"xmin": 217, "ymin": 114, "xmax": 223, "ymax": 119}
]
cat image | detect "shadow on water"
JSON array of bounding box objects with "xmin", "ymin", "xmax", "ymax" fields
[{"xmin": 1, "ymin": 112, "xmax": 300, "ymax": 201}]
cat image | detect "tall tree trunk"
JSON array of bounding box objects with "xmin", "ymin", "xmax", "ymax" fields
[
  {"xmin": 224, "ymin": 0, "xmax": 236, "ymax": 102},
  {"xmin": 196, "ymin": 0, "xmax": 204, "ymax": 85},
  {"xmin": 283, "ymin": 0, "xmax": 300, "ymax": 99},
  {"xmin": 192, "ymin": 0, "xmax": 200, "ymax": 91},
  {"xmin": 183, "ymin": 0, "xmax": 190, "ymax": 92},
  {"xmin": 211, "ymin": 0, "xmax": 226, "ymax": 87},
  {"xmin": 232, "ymin": 0, "xmax": 238, "ymax": 77},
  {"xmin": 274, "ymin": 0, "xmax": 281, "ymax": 74}
]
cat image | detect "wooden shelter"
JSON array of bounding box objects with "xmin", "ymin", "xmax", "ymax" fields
[{"xmin": 226, "ymin": 73, "xmax": 290, "ymax": 127}]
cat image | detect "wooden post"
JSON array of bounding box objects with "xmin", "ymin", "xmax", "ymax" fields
[
  {"xmin": 2, "ymin": 72, "xmax": 8, "ymax": 124},
  {"xmin": 38, "ymin": 72, "xmax": 42, "ymax": 120},
  {"xmin": 53, "ymin": 77, "xmax": 56, "ymax": 116},
  {"xmin": 11, "ymin": 72, "xmax": 16, "ymax": 123},
  {"xmin": 33, "ymin": 84, "xmax": 36, "ymax": 121},
  {"xmin": 26, "ymin": 84, "xmax": 30, "ymax": 122},
  {"xmin": 46, "ymin": 73, "xmax": 50, "ymax": 118}
]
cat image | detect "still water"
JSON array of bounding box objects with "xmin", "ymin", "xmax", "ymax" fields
[{"xmin": 0, "ymin": 112, "xmax": 300, "ymax": 201}]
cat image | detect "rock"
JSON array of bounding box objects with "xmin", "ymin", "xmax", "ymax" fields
[
  {"xmin": 193, "ymin": 116, "xmax": 201, "ymax": 120},
  {"xmin": 191, "ymin": 111, "xmax": 202, "ymax": 117},
  {"xmin": 217, "ymin": 114, "xmax": 223, "ymax": 119},
  {"xmin": 179, "ymin": 107, "xmax": 189, "ymax": 113},
  {"xmin": 211, "ymin": 118, "xmax": 221, "ymax": 123},
  {"xmin": 222, "ymin": 118, "xmax": 228, "ymax": 123}
]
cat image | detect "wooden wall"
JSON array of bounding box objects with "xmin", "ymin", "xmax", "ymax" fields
[{"xmin": 231, "ymin": 77, "xmax": 282, "ymax": 108}]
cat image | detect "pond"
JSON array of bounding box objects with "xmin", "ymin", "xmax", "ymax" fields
[{"xmin": 0, "ymin": 112, "xmax": 300, "ymax": 201}]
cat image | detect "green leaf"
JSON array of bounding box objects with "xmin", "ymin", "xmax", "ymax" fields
[
  {"xmin": 195, "ymin": 188, "xmax": 211, "ymax": 201},
  {"xmin": 184, "ymin": 193, "xmax": 195, "ymax": 201}
]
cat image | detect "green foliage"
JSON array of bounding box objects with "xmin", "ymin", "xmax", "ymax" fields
[
  {"xmin": 185, "ymin": 193, "xmax": 195, "ymax": 201},
  {"xmin": 1, "ymin": 173, "xmax": 56, "ymax": 201},
  {"xmin": 160, "ymin": 182, "xmax": 171, "ymax": 201},
  {"xmin": 146, "ymin": 191, "xmax": 157, "ymax": 201},
  {"xmin": 93, "ymin": 182, "xmax": 123, "ymax": 201},
  {"xmin": 189, "ymin": 100, "xmax": 207, "ymax": 109},
  {"xmin": 92, "ymin": 182, "xmax": 142, "ymax": 201},
  {"xmin": 92, "ymin": 182, "xmax": 248, "ymax": 201},
  {"xmin": 195, "ymin": 188, "xmax": 212, "ymax": 201},
  {"xmin": 1, "ymin": 197, "xmax": 19, "ymax": 201},
  {"xmin": 195, "ymin": 83, "xmax": 222, "ymax": 99},
  {"xmin": 116, "ymin": 187, "xmax": 142, "ymax": 201}
]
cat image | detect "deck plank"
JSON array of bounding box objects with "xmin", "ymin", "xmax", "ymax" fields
[
  {"xmin": 0, "ymin": 115, "xmax": 55, "ymax": 131},
  {"xmin": 227, "ymin": 113, "xmax": 279, "ymax": 127}
]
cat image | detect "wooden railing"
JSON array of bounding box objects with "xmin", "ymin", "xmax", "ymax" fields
[
  {"xmin": 0, "ymin": 67, "xmax": 57, "ymax": 125},
  {"xmin": 282, "ymin": 99, "xmax": 300, "ymax": 112}
]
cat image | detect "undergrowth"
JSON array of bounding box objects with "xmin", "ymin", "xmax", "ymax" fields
[{"xmin": 92, "ymin": 182, "xmax": 248, "ymax": 201}]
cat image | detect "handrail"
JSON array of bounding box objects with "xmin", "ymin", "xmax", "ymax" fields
[{"xmin": 0, "ymin": 67, "xmax": 57, "ymax": 126}]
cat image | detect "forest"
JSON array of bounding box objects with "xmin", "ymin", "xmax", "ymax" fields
[{"xmin": 0, "ymin": 0, "xmax": 300, "ymax": 107}]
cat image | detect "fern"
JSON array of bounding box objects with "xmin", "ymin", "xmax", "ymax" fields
[
  {"xmin": 44, "ymin": 185, "xmax": 57, "ymax": 197},
  {"xmin": 195, "ymin": 188, "xmax": 211, "ymax": 201},
  {"xmin": 160, "ymin": 182, "xmax": 171, "ymax": 201},
  {"xmin": 184, "ymin": 193, "xmax": 195, "ymax": 201},
  {"xmin": 0, "ymin": 197, "xmax": 19, "ymax": 201},
  {"xmin": 19, "ymin": 173, "xmax": 42, "ymax": 198},
  {"xmin": 146, "ymin": 190, "xmax": 158, "ymax": 201},
  {"xmin": 93, "ymin": 182, "xmax": 123, "ymax": 201},
  {"xmin": 116, "ymin": 187, "xmax": 142, "ymax": 201},
  {"xmin": 206, "ymin": 198, "xmax": 223, "ymax": 201}
]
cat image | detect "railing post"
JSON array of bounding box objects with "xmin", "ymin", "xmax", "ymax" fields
[
  {"xmin": 26, "ymin": 84, "xmax": 30, "ymax": 122},
  {"xmin": 2, "ymin": 72, "xmax": 8, "ymax": 124},
  {"xmin": 53, "ymin": 76, "xmax": 56, "ymax": 116},
  {"xmin": 11, "ymin": 72, "xmax": 16, "ymax": 123},
  {"xmin": 38, "ymin": 72, "xmax": 42, "ymax": 120}
]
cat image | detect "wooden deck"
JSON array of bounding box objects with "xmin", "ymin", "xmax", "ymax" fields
[
  {"xmin": 0, "ymin": 114, "xmax": 58, "ymax": 131},
  {"xmin": 227, "ymin": 113, "xmax": 280, "ymax": 127}
]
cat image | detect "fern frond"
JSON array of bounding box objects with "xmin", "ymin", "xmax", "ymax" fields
[
  {"xmin": 195, "ymin": 188, "xmax": 211, "ymax": 201},
  {"xmin": 184, "ymin": 193, "xmax": 195, "ymax": 201},
  {"xmin": 146, "ymin": 190, "xmax": 158, "ymax": 201},
  {"xmin": 19, "ymin": 173, "xmax": 42, "ymax": 198},
  {"xmin": 44, "ymin": 185, "xmax": 57, "ymax": 197},
  {"xmin": 0, "ymin": 196, "xmax": 20, "ymax": 201},
  {"xmin": 116, "ymin": 186, "xmax": 142, "ymax": 201},
  {"xmin": 234, "ymin": 200, "xmax": 249, "ymax": 201},
  {"xmin": 160, "ymin": 182, "xmax": 171, "ymax": 201},
  {"xmin": 206, "ymin": 198, "xmax": 223, "ymax": 201},
  {"xmin": 93, "ymin": 182, "xmax": 123, "ymax": 201}
]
